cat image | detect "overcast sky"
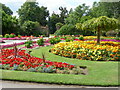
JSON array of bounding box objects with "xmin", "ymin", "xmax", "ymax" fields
[{"xmin": 0, "ymin": 0, "xmax": 100, "ymax": 17}]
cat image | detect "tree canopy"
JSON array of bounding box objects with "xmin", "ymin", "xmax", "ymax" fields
[
  {"xmin": 17, "ymin": 1, "xmax": 49, "ymax": 26},
  {"xmin": 79, "ymin": 16, "xmax": 119, "ymax": 44}
]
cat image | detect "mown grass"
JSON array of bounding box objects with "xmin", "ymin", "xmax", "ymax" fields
[{"xmin": 1, "ymin": 46, "xmax": 119, "ymax": 86}]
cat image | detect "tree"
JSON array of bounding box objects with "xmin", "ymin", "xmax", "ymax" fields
[
  {"xmin": 80, "ymin": 16, "xmax": 119, "ymax": 44},
  {"xmin": 2, "ymin": 11, "xmax": 19, "ymax": 35},
  {"xmin": 65, "ymin": 4, "xmax": 90, "ymax": 25},
  {"xmin": 21, "ymin": 21, "xmax": 40, "ymax": 36},
  {"xmin": 48, "ymin": 13, "xmax": 61, "ymax": 34},
  {"xmin": 90, "ymin": 2, "xmax": 120, "ymax": 19},
  {"xmin": 17, "ymin": 0, "xmax": 49, "ymax": 26},
  {"xmin": 59, "ymin": 7, "xmax": 68, "ymax": 24},
  {"xmin": 0, "ymin": 3, "xmax": 13, "ymax": 15}
]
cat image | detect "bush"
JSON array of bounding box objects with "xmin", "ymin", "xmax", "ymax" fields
[
  {"xmin": 25, "ymin": 40, "xmax": 33, "ymax": 48},
  {"xmin": 49, "ymin": 38, "xmax": 61, "ymax": 44},
  {"xmin": 37, "ymin": 38, "xmax": 44, "ymax": 46},
  {"xmin": 55, "ymin": 24, "xmax": 80, "ymax": 35},
  {"xmin": 78, "ymin": 36, "xmax": 84, "ymax": 40},
  {"xmin": 18, "ymin": 35, "xmax": 21, "ymax": 38},
  {"xmin": 9, "ymin": 33, "xmax": 16, "ymax": 38},
  {"xmin": 4, "ymin": 34, "xmax": 9, "ymax": 38}
]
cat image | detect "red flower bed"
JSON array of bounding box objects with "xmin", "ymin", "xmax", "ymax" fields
[{"xmin": 0, "ymin": 49, "xmax": 75, "ymax": 73}]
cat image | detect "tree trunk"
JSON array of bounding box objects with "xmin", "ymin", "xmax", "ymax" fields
[{"xmin": 97, "ymin": 27, "xmax": 101, "ymax": 44}]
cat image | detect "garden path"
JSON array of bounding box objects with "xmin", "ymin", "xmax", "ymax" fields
[{"xmin": 1, "ymin": 80, "xmax": 118, "ymax": 88}]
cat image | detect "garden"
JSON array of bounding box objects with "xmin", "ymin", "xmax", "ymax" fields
[{"xmin": 1, "ymin": 0, "xmax": 120, "ymax": 87}]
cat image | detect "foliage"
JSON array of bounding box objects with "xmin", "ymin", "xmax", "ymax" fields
[
  {"xmin": 81, "ymin": 16, "xmax": 119, "ymax": 44},
  {"xmin": 0, "ymin": 3, "xmax": 13, "ymax": 15},
  {"xmin": 17, "ymin": 1, "xmax": 49, "ymax": 26},
  {"xmin": 55, "ymin": 24, "xmax": 80, "ymax": 35},
  {"xmin": 48, "ymin": 13, "xmax": 61, "ymax": 34},
  {"xmin": 78, "ymin": 36, "xmax": 84, "ymax": 40},
  {"xmin": 9, "ymin": 33, "xmax": 16, "ymax": 38},
  {"xmin": 37, "ymin": 38, "xmax": 44, "ymax": 46},
  {"xmin": 25, "ymin": 40, "xmax": 33, "ymax": 48},
  {"xmin": 55, "ymin": 22, "xmax": 64, "ymax": 30},
  {"xmin": 65, "ymin": 4, "xmax": 90, "ymax": 25},
  {"xmin": 21, "ymin": 21, "xmax": 40, "ymax": 36},
  {"xmin": 2, "ymin": 11, "xmax": 19, "ymax": 35},
  {"xmin": 59, "ymin": 7, "xmax": 68, "ymax": 24},
  {"xmin": 90, "ymin": 2, "xmax": 120, "ymax": 19},
  {"xmin": 49, "ymin": 38, "xmax": 61, "ymax": 44},
  {"xmin": 4, "ymin": 34, "xmax": 9, "ymax": 38}
]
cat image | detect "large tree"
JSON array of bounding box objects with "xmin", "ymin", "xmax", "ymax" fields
[
  {"xmin": 77, "ymin": 16, "xmax": 119, "ymax": 44},
  {"xmin": 0, "ymin": 3, "xmax": 19, "ymax": 35},
  {"xmin": 90, "ymin": 2, "xmax": 120, "ymax": 19},
  {"xmin": 0, "ymin": 3, "xmax": 13, "ymax": 15},
  {"xmin": 17, "ymin": 0, "xmax": 49, "ymax": 26},
  {"xmin": 59, "ymin": 7, "xmax": 68, "ymax": 24},
  {"xmin": 2, "ymin": 11, "xmax": 19, "ymax": 35},
  {"xmin": 65, "ymin": 4, "xmax": 90, "ymax": 25},
  {"xmin": 48, "ymin": 13, "xmax": 61, "ymax": 34}
]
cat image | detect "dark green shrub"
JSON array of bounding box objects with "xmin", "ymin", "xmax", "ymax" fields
[
  {"xmin": 25, "ymin": 40, "xmax": 33, "ymax": 48},
  {"xmin": 49, "ymin": 38, "xmax": 61, "ymax": 44},
  {"xmin": 78, "ymin": 36, "xmax": 84, "ymax": 40},
  {"xmin": 37, "ymin": 38, "xmax": 44, "ymax": 46}
]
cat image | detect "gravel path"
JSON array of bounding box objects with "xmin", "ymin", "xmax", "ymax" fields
[{"xmin": 0, "ymin": 80, "xmax": 118, "ymax": 88}]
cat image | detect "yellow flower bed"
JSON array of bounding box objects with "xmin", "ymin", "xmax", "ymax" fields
[
  {"xmin": 84, "ymin": 36, "xmax": 115, "ymax": 39},
  {"xmin": 50, "ymin": 41, "xmax": 120, "ymax": 61}
]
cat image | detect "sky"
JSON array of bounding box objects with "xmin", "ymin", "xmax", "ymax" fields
[{"xmin": 0, "ymin": 0, "xmax": 100, "ymax": 17}]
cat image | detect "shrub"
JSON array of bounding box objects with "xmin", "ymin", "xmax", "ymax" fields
[
  {"xmin": 9, "ymin": 33, "xmax": 16, "ymax": 38},
  {"xmin": 25, "ymin": 40, "xmax": 33, "ymax": 48},
  {"xmin": 37, "ymin": 38, "xmax": 44, "ymax": 46},
  {"xmin": 78, "ymin": 36, "xmax": 84, "ymax": 40},
  {"xmin": 49, "ymin": 38, "xmax": 61, "ymax": 44},
  {"xmin": 4, "ymin": 34, "xmax": 9, "ymax": 38},
  {"xmin": 18, "ymin": 35, "xmax": 21, "ymax": 38}
]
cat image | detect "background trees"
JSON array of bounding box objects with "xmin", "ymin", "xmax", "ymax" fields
[
  {"xmin": 1, "ymin": 1, "xmax": 120, "ymax": 37},
  {"xmin": 0, "ymin": 3, "xmax": 19, "ymax": 35},
  {"xmin": 17, "ymin": 0, "xmax": 49, "ymax": 26}
]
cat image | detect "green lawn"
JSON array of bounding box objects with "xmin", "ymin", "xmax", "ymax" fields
[{"xmin": 1, "ymin": 46, "xmax": 119, "ymax": 86}]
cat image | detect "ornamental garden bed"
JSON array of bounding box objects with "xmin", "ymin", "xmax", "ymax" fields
[
  {"xmin": 50, "ymin": 40, "xmax": 120, "ymax": 61},
  {"xmin": 1, "ymin": 35, "xmax": 119, "ymax": 86},
  {"xmin": 0, "ymin": 47, "xmax": 88, "ymax": 75}
]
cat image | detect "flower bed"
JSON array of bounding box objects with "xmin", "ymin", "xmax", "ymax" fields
[
  {"xmin": 50, "ymin": 41, "xmax": 120, "ymax": 61},
  {"xmin": 0, "ymin": 48, "xmax": 87, "ymax": 75},
  {"xmin": 2, "ymin": 36, "xmax": 38, "ymax": 40}
]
